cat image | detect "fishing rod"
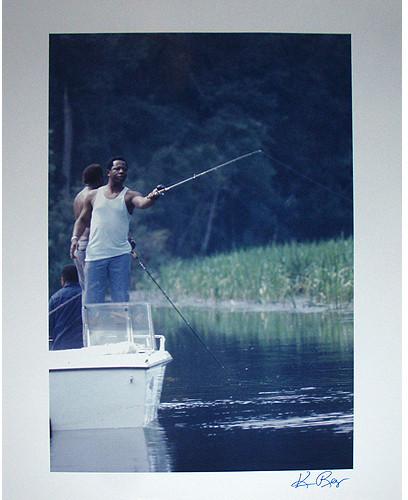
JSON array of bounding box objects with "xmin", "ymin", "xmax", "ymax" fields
[
  {"xmin": 159, "ymin": 149, "xmax": 263, "ymax": 193},
  {"xmin": 157, "ymin": 148, "xmax": 351, "ymax": 204},
  {"xmin": 132, "ymin": 249, "xmax": 225, "ymax": 370},
  {"xmin": 49, "ymin": 258, "xmax": 225, "ymax": 369},
  {"xmin": 49, "ymin": 292, "xmax": 82, "ymax": 316}
]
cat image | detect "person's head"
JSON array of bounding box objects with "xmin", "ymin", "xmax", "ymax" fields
[
  {"xmin": 61, "ymin": 264, "xmax": 79, "ymax": 286},
  {"xmin": 106, "ymin": 157, "xmax": 128, "ymax": 185},
  {"xmin": 82, "ymin": 163, "xmax": 104, "ymax": 188}
]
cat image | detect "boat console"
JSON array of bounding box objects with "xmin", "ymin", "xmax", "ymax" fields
[{"xmin": 49, "ymin": 302, "xmax": 172, "ymax": 430}]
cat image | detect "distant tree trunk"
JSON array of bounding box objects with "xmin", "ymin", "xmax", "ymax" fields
[
  {"xmin": 201, "ymin": 186, "xmax": 220, "ymax": 254},
  {"xmin": 175, "ymin": 202, "xmax": 203, "ymax": 255},
  {"xmin": 62, "ymin": 87, "xmax": 73, "ymax": 195}
]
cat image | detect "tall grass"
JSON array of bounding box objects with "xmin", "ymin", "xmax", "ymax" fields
[{"xmin": 138, "ymin": 238, "xmax": 353, "ymax": 307}]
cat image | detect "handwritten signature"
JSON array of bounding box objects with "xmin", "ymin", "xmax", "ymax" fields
[{"xmin": 291, "ymin": 470, "xmax": 350, "ymax": 489}]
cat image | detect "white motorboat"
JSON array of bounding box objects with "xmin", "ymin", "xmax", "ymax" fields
[{"xmin": 49, "ymin": 302, "xmax": 172, "ymax": 431}]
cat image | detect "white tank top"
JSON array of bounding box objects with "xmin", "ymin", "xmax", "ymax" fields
[{"xmin": 85, "ymin": 186, "xmax": 131, "ymax": 261}]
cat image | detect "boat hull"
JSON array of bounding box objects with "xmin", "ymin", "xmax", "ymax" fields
[{"xmin": 49, "ymin": 349, "xmax": 171, "ymax": 430}]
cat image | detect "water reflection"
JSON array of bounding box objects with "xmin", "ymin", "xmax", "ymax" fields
[
  {"xmin": 154, "ymin": 307, "xmax": 353, "ymax": 472},
  {"xmin": 50, "ymin": 424, "xmax": 172, "ymax": 472}
]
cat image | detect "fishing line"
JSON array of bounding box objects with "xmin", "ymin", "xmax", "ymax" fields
[
  {"xmin": 261, "ymin": 150, "xmax": 353, "ymax": 204},
  {"xmin": 49, "ymin": 262, "xmax": 226, "ymax": 371},
  {"xmin": 133, "ymin": 251, "xmax": 226, "ymax": 371},
  {"xmin": 157, "ymin": 148, "xmax": 352, "ymax": 205}
]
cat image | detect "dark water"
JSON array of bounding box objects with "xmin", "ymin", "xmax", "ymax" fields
[{"xmin": 50, "ymin": 307, "xmax": 353, "ymax": 472}]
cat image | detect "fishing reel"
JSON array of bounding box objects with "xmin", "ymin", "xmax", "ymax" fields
[{"xmin": 156, "ymin": 184, "xmax": 166, "ymax": 195}]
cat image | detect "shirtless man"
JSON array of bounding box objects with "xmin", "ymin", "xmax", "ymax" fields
[
  {"xmin": 72, "ymin": 164, "xmax": 104, "ymax": 289},
  {"xmin": 70, "ymin": 157, "xmax": 162, "ymax": 304}
]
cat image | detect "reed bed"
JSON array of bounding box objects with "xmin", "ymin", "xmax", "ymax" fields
[{"xmin": 138, "ymin": 238, "xmax": 353, "ymax": 308}]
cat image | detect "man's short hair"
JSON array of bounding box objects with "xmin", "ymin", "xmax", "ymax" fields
[
  {"xmin": 82, "ymin": 164, "xmax": 103, "ymax": 184},
  {"xmin": 61, "ymin": 264, "xmax": 79, "ymax": 284},
  {"xmin": 107, "ymin": 157, "xmax": 127, "ymax": 170}
]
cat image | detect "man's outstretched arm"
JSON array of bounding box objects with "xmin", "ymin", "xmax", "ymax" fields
[{"xmin": 130, "ymin": 187, "xmax": 162, "ymax": 209}]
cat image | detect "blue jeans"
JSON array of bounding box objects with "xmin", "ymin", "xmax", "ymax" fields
[{"xmin": 84, "ymin": 253, "xmax": 131, "ymax": 304}]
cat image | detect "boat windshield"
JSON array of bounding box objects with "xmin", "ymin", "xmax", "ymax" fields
[{"xmin": 83, "ymin": 302, "xmax": 156, "ymax": 349}]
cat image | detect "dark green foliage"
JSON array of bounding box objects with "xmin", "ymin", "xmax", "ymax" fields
[{"xmin": 49, "ymin": 157, "xmax": 76, "ymax": 292}]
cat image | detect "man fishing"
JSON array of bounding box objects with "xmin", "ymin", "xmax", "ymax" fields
[
  {"xmin": 70, "ymin": 157, "xmax": 162, "ymax": 304},
  {"xmin": 72, "ymin": 163, "xmax": 104, "ymax": 289}
]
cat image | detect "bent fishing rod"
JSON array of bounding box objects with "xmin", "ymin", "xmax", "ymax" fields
[
  {"xmin": 157, "ymin": 148, "xmax": 351, "ymax": 204},
  {"xmin": 132, "ymin": 249, "xmax": 225, "ymax": 370},
  {"xmin": 158, "ymin": 149, "xmax": 263, "ymax": 194}
]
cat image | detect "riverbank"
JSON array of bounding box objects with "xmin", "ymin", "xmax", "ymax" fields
[
  {"xmin": 130, "ymin": 291, "xmax": 353, "ymax": 314},
  {"xmin": 135, "ymin": 237, "xmax": 353, "ymax": 309}
]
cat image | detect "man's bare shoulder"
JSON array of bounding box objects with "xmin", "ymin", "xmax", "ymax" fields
[
  {"xmin": 83, "ymin": 188, "xmax": 99, "ymax": 205},
  {"xmin": 74, "ymin": 187, "xmax": 89, "ymax": 204}
]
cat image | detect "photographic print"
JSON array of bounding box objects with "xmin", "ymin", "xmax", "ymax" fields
[
  {"xmin": 48, "ymin": 32, "xmax": 354, "ymax": 473},
  {"xmin": 3, "ymin": 1, "xmax": 401, "ymax": 499}
]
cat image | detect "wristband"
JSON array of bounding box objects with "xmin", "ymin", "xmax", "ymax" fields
[{"xmin": 71, "ymin": 236, "xmax": 79, "ymax": 242}]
